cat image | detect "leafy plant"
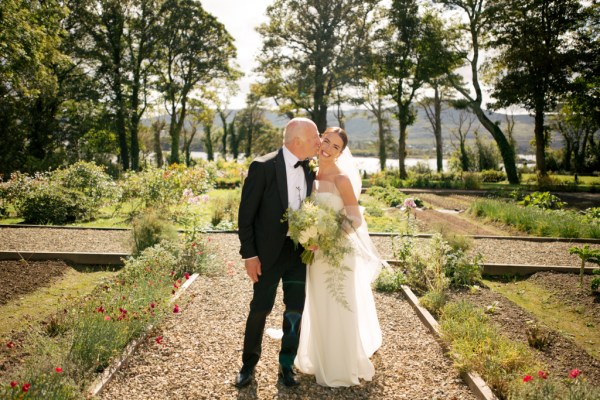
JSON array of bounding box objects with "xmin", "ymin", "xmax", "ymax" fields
[
  {"xmin": 518, "ymin": 191, "xmax": 565, "ymax": 210},
  {"xmin": 374, "ymin": 267, "xmax": 406, "ymax": 292},
  {"xmin": 131, "ymin": 210, "xmax": 178, "ymax": 256},
  {"xmin": 591, "ymin": 269, "xmax": 600, "ymax": 293},
  {"xmin": 568, "ymin": 245, "xmax": 600, "ymax": 287},
  {"xmin": 525, "ymin": 321, "xmax": 553, "ymax": 350}
]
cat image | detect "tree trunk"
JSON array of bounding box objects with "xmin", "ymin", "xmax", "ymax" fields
[
  {"xmin": 434, "ymin": 87, "xmax": 443, "ymax": 173},
  {"xmin": 169, "ymin": 102, "xmax": 179, "ymax": 165},
  {"xmin": 115, "ymin": 83, "xmax": 129, "ymax": 170},
  {"xmin": 377, "ymin": 109, "xmax": 387, "ymax": 171},
  {"xmin": 470, "ymin": 106, "xmax": 518, "ymax": 184},
  {"xmin": 152, "ymin": 120, "xmax": 164, "ymax": 168},
  {"xmin": 399, "ymin": 120, "xmax": 408, "ymax": 179},
  {"xmin": 534, "ymin": 108, "xmax": 547, "ymax": 177},
  {"xmin": 219, "ymin": 112, "xmax": 228, "ymax": 159}
]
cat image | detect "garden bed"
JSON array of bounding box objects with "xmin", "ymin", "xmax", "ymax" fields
[{"xmin": 448, "ymin": 272, "xmax": 600, "ymax": 384}]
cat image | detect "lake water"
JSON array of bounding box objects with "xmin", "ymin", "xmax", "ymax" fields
[{"xmin": 190, "ymin": 152, "xmax": 535, "ymax": 174}]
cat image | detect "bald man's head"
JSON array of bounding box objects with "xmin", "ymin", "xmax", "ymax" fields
[{"xmin": 283, "ymin": 117, "xmax": 321, "ymax": 160}]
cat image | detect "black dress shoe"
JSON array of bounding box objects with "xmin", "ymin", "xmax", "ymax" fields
[
  {"xmin": 278, "ymin": 366, "xmax": 299, "ymax": 387},
  {"xmin": 235, "ymin": 366, "xmax": 254, "ymax": 388}
]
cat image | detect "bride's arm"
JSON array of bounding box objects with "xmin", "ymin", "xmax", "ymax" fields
[{"xmin": 334, "ymin": 174, "xmax": 362, "ymax": 231}]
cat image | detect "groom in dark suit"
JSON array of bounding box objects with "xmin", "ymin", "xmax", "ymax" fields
[{"xmin": 236, "ymin": 117, "xmax": 321, "ymax": 388}]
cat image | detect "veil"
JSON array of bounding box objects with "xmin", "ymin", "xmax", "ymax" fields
[{"xmin": 336, "ymin": 147, "xmax": 389, "ymax": 283}]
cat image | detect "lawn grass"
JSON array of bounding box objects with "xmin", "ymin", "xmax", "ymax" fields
[{"xmin": 483, "ymin": 278, "xmax": 600, "ymax": 361}]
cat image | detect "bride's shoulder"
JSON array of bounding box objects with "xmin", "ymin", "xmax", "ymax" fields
[{"xmin": 333, "ymin": 173, "xmax": 352, "ymax": 191}]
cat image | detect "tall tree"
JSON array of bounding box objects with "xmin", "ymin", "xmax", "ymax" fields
[
  {"xmin": 488, "ymin": 0, "xmax": 583, "ymax": 177},
  {"xmin": 0, "ymin": 0, "xmax": 70, "ymax": 177},
  {"xmin": 125, "ymin": 0, "xmax": 162, "ymax": 170},
  {"xmin": 382, "ymin": 3, "xmax": 453, "ymax": 178},
  {"xmin": 435, "ymin": 0, "xmax": 519, "ymax": 184},
  {"xmin": 256, "ymin": 0, "xmax": 379, "ymax": 132},
  {"xmin": 158, "ymin": 0, "xmax": 237, "ymax": 164}
]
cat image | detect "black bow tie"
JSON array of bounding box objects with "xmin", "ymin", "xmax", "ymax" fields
[{"xmin": 294, "ymin": 159, "xmax": 310, "ymax": 169}]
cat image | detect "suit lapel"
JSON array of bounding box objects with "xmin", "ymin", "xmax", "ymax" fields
[
  {"xmin": 275, "ymin": 149, "xmax": 288, "ymax": 210},
  {"xmin": 305, "ymin": 165, "xmax": 315, "ymax": 197}
]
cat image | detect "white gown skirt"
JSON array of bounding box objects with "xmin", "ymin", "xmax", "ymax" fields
[{"xmin": 295, "ymin": 238, "xmax": 382, "ymax": 387}]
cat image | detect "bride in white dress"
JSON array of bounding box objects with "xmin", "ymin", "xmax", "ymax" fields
[{"xmin": 295, "ymin": 127, "xmax": 385, "ymax": 387}]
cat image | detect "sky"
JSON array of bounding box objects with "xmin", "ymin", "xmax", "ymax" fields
[{"xmin": 201, "ymin": 0, "xmax": 272, "ymax": 109}]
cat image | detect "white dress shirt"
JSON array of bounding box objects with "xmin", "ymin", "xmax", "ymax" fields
[{"xmin": 282, "ymin": 145, "xmax": 307, "ymax": 211}]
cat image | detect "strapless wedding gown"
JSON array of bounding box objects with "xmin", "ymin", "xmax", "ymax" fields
[{"xmin": 295, "ymin": 191, "xmax": 382, "ymax": 387}]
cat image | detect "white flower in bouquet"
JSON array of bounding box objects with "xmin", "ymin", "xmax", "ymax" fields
[{"xmin": 285, "ymin": 199, "xmax": 353, "ymax": 310}]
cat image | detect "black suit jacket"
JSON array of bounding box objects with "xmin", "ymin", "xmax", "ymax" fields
[{"xmin": 238, "ymin": 148, "xmax": 315, "ymax": 271}]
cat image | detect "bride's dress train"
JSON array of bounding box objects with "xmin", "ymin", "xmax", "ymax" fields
[{"xmin": 295, "ymin": 188, "xmax": 382, "ymax": 387}]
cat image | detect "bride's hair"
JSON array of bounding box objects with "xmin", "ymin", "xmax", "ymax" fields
[{"xmin": 322, "ymin": 127, "xmax": 348, "ymax": 151}]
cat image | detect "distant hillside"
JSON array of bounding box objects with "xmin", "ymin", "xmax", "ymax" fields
[{"xmin": 147, "ymin": 107, "xmax": 557, "ymax": 155}]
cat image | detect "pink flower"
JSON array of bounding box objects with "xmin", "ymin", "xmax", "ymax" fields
[
  {"xmin": 22, "ymin": 383, "xmax": 31, "ymax": 392},
  {"xmin": 173, "ymin": 304, "xmax": 180, "ymax": 313},
  {"xmin": 403, "ymin": 198, "xmax": 417, "ymax": 209},
  {"xmin": 569, "ymin": 369, "xmax": 581, "ymax": 379},
  {"xmin": 538, "ymin": 370, "xmax": 548, "ymax": 379},
  {"xmin": 6, "ymin": 341, "xmax": 15, "ymax": 349},
  {"xmin": 105, "ymin": 316, "xmax": 111, "ymax": 321},
  {"xmin": 55, "ymin": 367, "xmax": 63, "ymax": 373},
  {"xmin": 155, "ymin": 336, "xmax": 163, "ymax": 344},
  {"xmin": 523, "ymin": 375, "xmax": 533, "ymax": 383},
  {"xmin": 10, "ymin": 381, "xmax": 17, "ymax": 388},
  {"xmin": 184, "ymin": 272, "xmax": 190, "ymax": 280}
]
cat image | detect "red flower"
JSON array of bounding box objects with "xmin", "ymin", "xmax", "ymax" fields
[
  {"xmin": 22, "ymin": 383, "xmax": 31, "ymax": 392},
  {"xmin": 55, "ymin": 367, "xmax": 63, "ymax": 373},
  {"xmin": 170, "ymin": 271, "xmax": 175, "ymax": 276},
  {"xmin": 523, "ymin": 375, "xmax": 533, "ymax": 383},
  {"xmin": 155, "ymin": 336, "xmax": 163, "ymax": 344},
  {"xmin": 150, "ymin": 302, "xmax": 156, "ymax": 309},
  {"xmin": 177, "ymin": 279, "xmax": 181, "ymax": 285},
  {"xmin": 173, "ymin": 304, "xmax": 180, "ymax": 313},
  {"xmin": 119, "ymin": 307, "xmax": 127, "ymax": 315},
  {"xmin": 6, "ymin": 341, "xmax": 15, "ymax": 349},
  {"xmin": 174, "ymin": 283, "xmax": 179, "ymax": 289},
  {"xmin": 184, "ymin": 272, "xmax": 190, "ymax": 280},
  {"xmin": 172, "ymin": 289, "xmax": 176, "ymax": 295},
  {"xmin": 538, "ymin": 370, "xmax": 548, "ymax": 379},
  {"xmin": 10, "ymin": 381, "xmax": 17, "ymax": 388},
  {"xmin": 122, "ymin": 295, "xmax": 126, "ymax": 300},
  {"xmin": 192, "ymin": 242, "xmax": 196, "ymax": 248},
  {"xmin": 569, "ymin": 369, "xmax": 581, "ymax": 379},
  {"xmin": 97, "ymin": 306, "xmax": 104, "ymax": 313}
]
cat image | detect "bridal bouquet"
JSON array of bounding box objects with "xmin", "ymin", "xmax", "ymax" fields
[
  {"xmin": 286, "ymin": 199, "xmax": 353, "ymax": 310},
  {"xmin": 285, "ymin": 199, "xmax": 351, "ymax": 268}
]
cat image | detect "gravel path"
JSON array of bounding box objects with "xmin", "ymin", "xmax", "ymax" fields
[
  {"xmin": 1, "ymin": 227, "xmax": 598, "ymax": 398},
  {"xmin": 1, "ymin": 226, "xmax": 598, "ymax": 268},
  {"xmin": 98, "ymin": 234, "xmax": 476, "ymax": 400}
]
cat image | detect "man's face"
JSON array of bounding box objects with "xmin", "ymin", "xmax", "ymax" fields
[{"xmin": 299, "ymin": 125, "xmax": 321, "ymax": 159}]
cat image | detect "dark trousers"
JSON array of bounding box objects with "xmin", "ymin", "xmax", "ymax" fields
[{"xmin": 242, "ymin": 238, "xmax": 306, "ymax": 369}]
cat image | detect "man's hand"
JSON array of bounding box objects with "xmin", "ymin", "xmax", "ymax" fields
[{"xmin": 245, "ymin": 257, "xmax": 262, "ymax": 283}]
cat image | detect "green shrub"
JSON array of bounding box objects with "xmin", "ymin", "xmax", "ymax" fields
[
  {"xmin": 365, "ymin": 186, "xmax": 405, "ymax": 207},
  {"xmin": 20, "ymin": 185, "xmax": 92, "ymax": 225},
  {"xmin": 480, "ymin": 169, "xmax": 506, "ymax": 183},
  {"xmin": 419, "ymin": 289, "xmax": 447, "ymax": 316},
  {"xmin": 51, "ymin": 161, "xmax": 119, "ymax": 210},
  {"xmin": 131, "ymin": 210, "xmax": 178, "ymax": 256},
  {"xmin": 519, "ymin": 191, "xmax": 565, "ymax": 210},
  {"xmin": 462, "ymin": 172, "xmax": 482, "ymax": 189},
  {"xmin": 0, "ymin": 368, "xmax": 79, "ymax": 400},
  {"xmin": 374, "ymin": 267, "xmax": 406, "ymax": 292},
  {"xmin": 591, "ymin": 269, "xmax": 600, "ymax": 292}
]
